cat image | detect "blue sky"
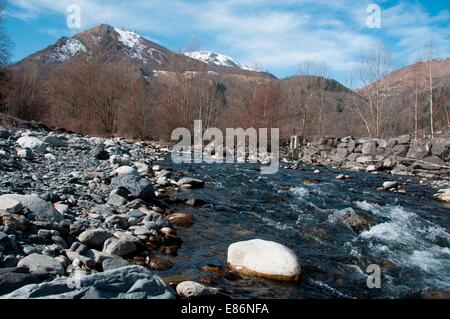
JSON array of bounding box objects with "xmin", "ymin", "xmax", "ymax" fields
[{"xmin": 4, "ymin": 0, "xmax": 450, "ymax": 83}]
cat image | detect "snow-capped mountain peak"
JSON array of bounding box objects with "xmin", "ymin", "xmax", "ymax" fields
[{"xmin": 185, "ymin": 51, "xmax": 256, "ymax": 71}]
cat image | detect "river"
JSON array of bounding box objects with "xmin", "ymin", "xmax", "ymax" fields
[{"xmin": 157, "ymin": 159, "xmax": 450, "ymax": 299}]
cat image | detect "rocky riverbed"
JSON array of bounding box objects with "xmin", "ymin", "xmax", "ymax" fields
[{"xmin": 0, "ymin": 120, "xmax": 449, "ymax": 299}]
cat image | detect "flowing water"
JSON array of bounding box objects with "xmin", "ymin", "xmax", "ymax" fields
[{"xmin": 158, "ymin": 159, "xmax": 450, "ymax": 299}]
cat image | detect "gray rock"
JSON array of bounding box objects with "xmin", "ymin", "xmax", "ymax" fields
[
  {"xmin": 43, "ymin": 135, "xmax": 67, "ymax": 147},
  {"xmin": 412, "ymin": 156, "xmax": 445, "ymax": 170},
  {"xmin": 361, "ymin": 141, "xmax": 377, "ymax": 155},
  {"xmin": 103, "ymin": 238, "xmax": 136, "ymax": 257},
  {"xmin": 17, "ymin": 254, "xmax": 65, "ymax": 276},
  {"xmin": 102, "ymin": 258, "xmax": 130, "ymax": 271},
  {"xmin": 112, "ymin": 175, "xmax": 156, "ymax": 203},
  {"xmin": 407, "ymin": 139, "xmax": 431, "ymax": 159},
  {"xmin": 383, "ymin": 181, "xmax": 399, "ymax": 190},
  {"xmin": 0, "ymin": 269, "xmax": 39, "ymax": 296},
  {"xmin": 1, "ymin": 266, "xmax": 175, "ymax": 299},
  {"xmin": 391, "ymin": 145, "xmax": 409, "ymax": 157},
  {"xmin": 0, "ymin": 194, "xmax": 63, "ymax": 222},
  {"xmin": 78, "ymin": 229, "xmax": 112, "ymax": 249},
  {"xmin": 431, "ymin": 140, "xmax": 450, "ymax": 159}
]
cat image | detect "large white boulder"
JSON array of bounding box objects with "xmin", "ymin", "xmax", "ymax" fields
[
  {"xmin": 16, "ymin": 136, "xmax": 47, "ymax": 153},
  {"xmin": 227, "ymin": 239, "xmax": 301, "ymax": 282}
]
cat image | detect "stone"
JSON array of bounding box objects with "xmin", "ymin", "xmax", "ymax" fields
[
  {"xmin": 176, "ymin": 281, "xmax": 220, "ymax": 299},
  {"xmin": 328, "ymin": 208, "xmax": 374, "ymax": 232},
  {"xmin": 17, "ymin": 148, "xmax": 34, "ymax": 159},
  {"xmin": 407, "ymin": 139, "xmax": 431, "ymax": 159},
  {"xmin": 167, "ymin": 212, "xmax": 194, "ymax": 228},
  {"xmin": 0, "ymin": 269, "xmax": 39, "ymax": 296},
  {"xmin": 2, "ymin": 266, "xmax": 175, "ymax": 299},
  {"xmin": 362, "ymin": 141, "xmax": 378, "ymax": 155},
  {"xmin": 102, "ymin": 258, "xmax": 130, "ymax": 271},
  {"xmin": 78, "ymin": 229, "xmax": 112, "ymax": 249},
  {"xmin": 0, "ymin": 197, "xmax": 23, "ymax": 214},
  {"xmin": 114, "ymin": 166, "xmax": 140, "ymax": 177},
  {"xmin": 16, "ymin": 136, "xmax": 47, "ymax": 152},
  {"xmin": 177, "ymin": 178, "xmax": 205, "ymax": 189},
  {"xmin": 0, "ymin": 194, "xmax": 63, "ymax": 222},
  {"xmin": 227, "ymin": 239, "xmax": 301, "ymax": 282},
  {"xmin": 366, "ymin": 165, "xmax": 377, "ymax": 172},
  {"xmin": 112, "ymin": 175, "xmax": 156, "ymax": 203},
  {"xmin": 431, "ymin": 140, "xmax": 450, "ymax": 159},
  {"xmin": 103, "ymin": 238, "xmax": 136, "ymax": 257},
  {"xmin": 436, "ymin": 189, "xmax": 450, "ymax": 203},
  {"xmin": 17, "ymin": 254, "xmax": 65, "ymax": 276},
  {"xmin": 105, "ymin": 215, "xmax": 128, "ymax": 229},
  {"xmin": 383, "ymin": 181, "xmax": 399, "ymax": 190},
  {"xmin": 397, "ymin": 135, "xmax": 411, "ymax": 145},
  {"xmin": 43, "ymin": 135, "xmax": 67, "ymax": 147},
  {"xmin": 412, "ymin": 156, "xmax": 446, "ymax": 170},
  {"xmin": 391, "ymin": 145, "xmax": 409, "ymax": 157},
  {"xmin": 0, "ymin": 126, "xmax": 10, "ymax": 139},
  {"xmin": 91, "ymin": 146, "xmax": 109, "ymax": 160},
  {"xmin": 356, "ymin": 155, "xmax": 374, "ymax": 164}
]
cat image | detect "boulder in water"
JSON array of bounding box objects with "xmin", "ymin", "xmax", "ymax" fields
[{"xmin": 227, "ymin": 239, "xmax": 301, "ymax": 282}]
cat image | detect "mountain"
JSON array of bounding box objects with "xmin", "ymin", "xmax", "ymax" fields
[
  {"xmin": 185, "ymin": 51, "xmax": 256, "ymax": 71},
  {"xmin": 10, "ymin": 24, "xmax": 272, "ymax": 80}
]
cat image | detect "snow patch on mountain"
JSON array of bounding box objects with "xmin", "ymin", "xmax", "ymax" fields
[
  {"xmin": 114, "ymin": 27, "xmax": 165, "ymax": 64},
  {"xmin": 49, "ymin": 38, "xmax": 87, "ymax": 62},
  {"xmin": 185, "ymin": 51, "xmax": 256, "ymax": 71}
]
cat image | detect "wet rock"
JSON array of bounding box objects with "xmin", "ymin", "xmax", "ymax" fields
[
  {"xmin": 227, "ymin": 239, "xmax": 301, "ymax": 282},
  {"xmin": 383, "ymin": 181, "xmax": 399, "ymax": 190},
  {"xmin": 17, "ymin": 253, "xmax": 65, "ymax": 276},
  {"xmin": 436, "ymin": 189, "xmax": 450, "ymax": 203},
  {"xmin": 328, "ymin": 208, "xmax": 374, "ymax": 232},
  {"xmin": 147, "ymin": 257, "xmax": 174, "ymax": 271},
  {"xmin": 177, "ymin": 178, "xmax": 205, "ymax": 189},
  {"xmin": 78, "ymin": 229, "xmax": 112, "ymax": 249},
  {"xmin": 167, "ymin": 212, "xmax": 194, "ymax": 228},
  {"xmin": 0, "ymin": 194, "xmax": 63, "ymax": 222},
  {"xmin": 2, "ymin": 266, "xmax": 175, "ymax": 299}
]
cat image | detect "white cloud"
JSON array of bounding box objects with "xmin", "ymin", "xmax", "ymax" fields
[{"xmin": 7, "ymin": 0, "xmax": 450, "ymax": 80}]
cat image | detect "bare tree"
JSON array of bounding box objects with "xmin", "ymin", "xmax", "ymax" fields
[
  {"xmin": 350, "ymin": 45, "xmax": 394, "ymax": 137},
  {"xmin": 291, "ymin": 61, "xmax": 316, "ymax": 136},
  {"xmin": 425, "ymin": 40, "xmax": 435, "ymax": 138}
]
